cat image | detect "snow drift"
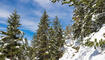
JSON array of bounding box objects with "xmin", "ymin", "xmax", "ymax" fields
[{"xmin": 60, "ymin": 25, "xmax": 105, "ymax": 60}]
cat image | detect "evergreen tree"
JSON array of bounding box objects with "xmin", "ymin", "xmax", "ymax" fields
[
  {"xmin": 0, "ymin": 35, "xmax": 5, "ymax": 60},
  {"xmin": 31, "ymin": 33, "xmax": 37, "ymax": 48},
  {"xmin": 53, "ymin": 16, "xmax": 64, "ymax": 59},
  {"xmin": 30, "ymin": 33, "xmax": 38, "ymax": 60},
  {"xmin": 36, "ymin": 10, "xmax": 49, "ymax": 60},
  {"xmin": 0, "ymin": 10, "xmax": 24, "ymax": 60},
  {"xmin": 27, "ymin": 46, "xmax": 34, "ymax": 60},
  {"xmin": 18, "ymin": 38, "xmax": 29, "ymax": 60},
  {"xmin": 47, "ymin": 27, "xmax": 56, "ymax": 60}
]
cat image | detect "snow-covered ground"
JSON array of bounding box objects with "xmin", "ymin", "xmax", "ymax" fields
[{"xmin": 60, "ymin": 25, "xmax": 105, "ymax": 60}]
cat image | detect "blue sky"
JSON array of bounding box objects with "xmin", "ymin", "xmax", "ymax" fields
[{"xmin": 0, "ymin": 0, "xmax": 74, "ymax": 43}]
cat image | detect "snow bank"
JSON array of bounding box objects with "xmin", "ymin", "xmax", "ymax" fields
[
  {"xmin": 60, "ymin": 25, "xmax": 105, "ymax": 60},
  {"xmin": 60, "ymin": 46, "xmax": 101, "ymax": 60},
  {"xmin": 91, "ymin": 53, "xmax": 105, "ymax": 60}
]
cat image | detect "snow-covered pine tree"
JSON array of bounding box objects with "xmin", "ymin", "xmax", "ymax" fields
[
  {"xmin": 0, "ymin": 10, "xmax": 24, "ymax": 60},
  {"xmin": 36, "ymin": 10, "xmax": 49, "ymax": 60}
]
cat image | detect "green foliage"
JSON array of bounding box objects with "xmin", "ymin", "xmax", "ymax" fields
[
  {"xmin": 31, "ymin": 12, "xmax": 64, "ymax": 60},
  {"xmin": 0, "ymin": 10, "xmax": 24, "ymax": 59},
  {"xmin": 30, "ymin": 34, "xmax": 39, "ymax": 60},
  {"xmin": 51, "ymin": 0, "xmax": 105, "ymax": 41},
  {"xmin": 53, "ymin": 16, "xmax": 64, "ymax": 49},
  {"xmin": 85, "ymin": 38, "xmax": 105, "ymax": 50},
  {"xmin": 18, "ymin": 38, "xmax": 29, "ymax": 60},
  {"xmin": 85, "ymin": 39, "xmax": 94, "ymax": 47},
  {"xmin": 0, "ymin": 7, "xmax": 65, "ymax": 60},
  {"xmin": 0, "ymin": 56, "xmax": 5, "ymax": 60},
  {"xmin": 35, "ymin": 10, "xmax": 50, "ymax": 60},
  {"xmin": 48, "ymin": 16, "xmax": 64, "ymax": 60},
  {"xmin": 99, "ymin": 39, "xmax": 105, "ymax": 48}
]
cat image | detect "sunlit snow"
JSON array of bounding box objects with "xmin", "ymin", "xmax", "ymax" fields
[{"xmin": 60, "ymin": 25, "xmax": 105, "ymax": 60}]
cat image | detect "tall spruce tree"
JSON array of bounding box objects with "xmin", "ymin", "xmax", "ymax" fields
[
  {"xmin": 36, "ymin": 10, "xmax": 49, "ymax": 60},
  {"xmin": 0, "ymin": 10, "xmax": 24, "ymax": 60},
  {"xmin": 53, "ymin": 16, "xmax": 64, "ymax": 59}
]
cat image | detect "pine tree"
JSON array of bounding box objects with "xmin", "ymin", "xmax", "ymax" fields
[
  {"xmin": 0, "ymin": 10, "xmax": 24, "ymax": 60},
  {"xmin": 48, "ymin": 27, "xmax": 59, "ymax": 60},
  {"xmin": 31, "ymin": 33, "xmax": 37, "ymax": 48},
  {"xmin": 18, "ymin": 38, "xmax": 29, "ymax": 60},
  {"xmin": 27, "ymin": 46, "xmax": 34, "ymax": 60},
  {"xmin": 53, "ymin": 16, "xmax": 64, "ymax": 59},
  {"xmin": 36, "ymin": 10, "xmax": 49, "ymax": 60},
  {"xmin": 0, "ymin": 36, "xmax": 5, "ymax": 60},
  {"xmin": 31, "ymin": 33, "xmax": 38, "ymax": 60}
]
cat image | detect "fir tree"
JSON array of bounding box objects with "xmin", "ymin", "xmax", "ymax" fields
[
  {"xmin": 48, "ymin": 27, "xmax": 60, "ymax": 60},
  {"xmin": 0, "ymin": 10, "xmax": 24, "ymax": 60},
  {"xmin": 31, "ymin": 33, "xmax": 37, "ymax": 48},
  {"xmin": 53, "ymin": 16, "xmax": 64, "ymax": 59},
  {"xmin": 18, "ymin": 38, "xmax": 29, "ymax": 60},
  {"xmin": 0, "ymin": 36, "xmax": 5, "ymax": 60},
  {"xmin": 36, "ymin": 10, "xmax": 49, "ymax": 60},
  {"xmin": 31, "ymin": 33, "xmax": 38, "ymax": 60},
  {"xmin": 27, "ymin": 46, "xmax": 34, "ymax": 60}
]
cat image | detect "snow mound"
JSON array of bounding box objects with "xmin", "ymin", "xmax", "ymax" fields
[{"xmin": 60, "ymin": 25, "xmax": 105, "ymax": 60}]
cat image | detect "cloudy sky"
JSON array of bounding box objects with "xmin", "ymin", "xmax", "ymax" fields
[{"xmin": 0, "ymin": 0, "xmax": 74, "ymax": 41}]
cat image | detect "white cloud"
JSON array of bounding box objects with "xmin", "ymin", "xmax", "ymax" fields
[
  {"xmin": 33, "ymin": 10, "xmax": 42, "ymax": 17},
  {"xmin": 21, "ymin": 0, "xmax": 73, "ymax": 33},
  {"xmin": 33, "ymin": 0, "xmax": 73, "ymax": 19},
  {"xmin": 33, "ymin": 0, "xmax": 50, "ymax": 8},
  {"xmin": 0, "ymin": 9, "xmax": 10, "ymax": 18},
  {"xmin": 20, "ymin": 19, "xmax": 39, "ymax": 32}
]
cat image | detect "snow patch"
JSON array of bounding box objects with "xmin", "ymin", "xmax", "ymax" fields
[{"xmin": 60, "ymin": 25, "xmax": 105, "ymax": 60}]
